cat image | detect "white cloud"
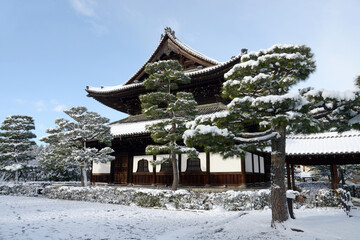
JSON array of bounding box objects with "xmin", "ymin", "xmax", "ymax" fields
[
  {"xmin": 69, "ymin": 0, "xmax": 97, "ymax": 17},
  {"xmin": 35, "ymin": 100, "xmax": 47, "ymax": 112},
  {"xmin": 53, "ymin": 105, "xmax": 67, "ymax": 112},
  {"xmin": 69, "ymin": 0, "xmax": 108, "ymax": 36}
]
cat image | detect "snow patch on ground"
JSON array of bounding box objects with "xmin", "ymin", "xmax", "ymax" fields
[{"xmin": 0, "ymin": 195, "xmax": 359, "ymax": 240}]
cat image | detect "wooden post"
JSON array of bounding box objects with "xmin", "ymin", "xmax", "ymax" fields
[
  {"xmin": 286, "ymin": 161, "xmax": 291, "ymax": 190},
  {"xmin": 152, "ymin": 155, "xmax": 156, "ymax": 186},
  {"xmin": 206, "ymin": 152, "xmax": 211, "ymax": 186},
  {"xmin": 128, "ymin": 153, "xmax": 133, "ymax": 184},
  {"xmin": 241, "ymin": 154, "xmax": 246, "ymax": 186},
  {"xmin": 291, "ymin": 164, "xmax": 295, "ymax": 190},
  {"xmin": 251, "ymin": 153, "xmax": 255, "ymax": 174},
  {"xmin": 178, "ymin": 154, "xmax": 182, "ymax": 185},
  {"xmin": 331, "ymin": 163, "xmax": 338, "ymax": 190}
]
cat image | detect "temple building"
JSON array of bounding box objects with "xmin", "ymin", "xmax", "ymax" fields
[{"xmin": 86, "ymin": 28, "xmax": 270, "ymax": 187}]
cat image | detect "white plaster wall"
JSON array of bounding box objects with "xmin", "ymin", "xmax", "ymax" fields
[
  {"xmin": 260, "ymin": 156, "xmax": 265, "ymax": 173},
  {"xmin": 180, "ymin": 154, "xmax": 188, "ymax": 172},
  {"xmin": 253, "ymin": 154, "xmax": 259, "ymax": 173},
  {"xmin": 133, "ymin": 155, "xmax": 153, "ymax": 173},
  {"xmin": 92, "ymin": 162, "xmax": 111, "ymax": 174},
  {"xmin": 210, "ymin": 153, "xmax": 241, "ymax": 172},
  {"xmin": 245, "ymin": 152, "xmax": 253, "ymax": 173}
]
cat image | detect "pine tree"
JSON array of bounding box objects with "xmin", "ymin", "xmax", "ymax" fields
[
  {"xmin": 139, "ymin": 60, "xmax": 198, "ymax": 191},
  {"xmin": 40, "ymin": 106, "xmax": 114, "ymax": 186},
  {"xmin": 38, "ymin": 144, "xmax": 81, "ymax": 181},
  {"xmin": 184, "ymin": 44, "xmax": 316, "ymax": 226},
  {"xmin": 302, "ymin": 76, "xmax": 360, "ymax": 132},
  {"xmin": 0, "ymin": 115, "xmax": 36, "ymax": 183}
]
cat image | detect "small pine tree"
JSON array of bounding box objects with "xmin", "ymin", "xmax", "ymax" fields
[
  {"xmin": 0, "ymin": 115, "xmax": 36, "ymax": 183},
  {"xmin": 139, "ymin": 60, "xmax": 198, "ymax": 191},
  {"xmin": 40, "ymin": 106, "xmax": 114, "ymax": 186}
]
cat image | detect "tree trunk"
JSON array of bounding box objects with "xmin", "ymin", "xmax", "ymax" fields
[
  {"xmin": 171, "ymin": 148, "xmax": 179, "ymax": 191},
  {"xmin": 15, "ymin": 170, "xmax": 19, "ymax": 184},
  {"xmin": 81, "ymin": 141, "xmax": 88, "ymax": 187},
  {"xmin": 80, "ymin": 167, "xmax": 84, "ymax": 186},
  {"xmin": 82, "ymin": 162, "xmax": 88, "ymax": 187},
  {"xmin": 270, "ymin": 123, "xmax": 289, "ymax": 227},
  {"xmin": 170, "ymin": 114, "xmax": 179, "ymax": 191}
]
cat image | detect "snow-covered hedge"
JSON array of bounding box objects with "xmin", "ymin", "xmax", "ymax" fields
[
  {"xmin": 43, "ymin": 186, "xmax": 271, "ymax": 211},
  {"xmin": 1, "ymin": 182, "xmax": 345, "ymax": 211},
  {"xmin": 0, "ymin": 182, "xmax": 48, "ymax": 197}
]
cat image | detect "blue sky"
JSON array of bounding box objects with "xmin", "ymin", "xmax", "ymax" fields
[{"xmin": 1, "ymin": 0, "xmax": 360, "ymax": 144}]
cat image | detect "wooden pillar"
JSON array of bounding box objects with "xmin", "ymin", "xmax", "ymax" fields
[
  {"xmin": 291, "ymin": 164, "xmax": 295, "ymax": 190},
  {"xmin": 178, "ymin": 154, "xmax": 182, "ymax": 185},
  {"xmin": 286, "ymin": 161, "xmax": 291, "ymax": 190},
  {"xmin": 241, "ymin": 154, "xmax": 246, "ymax": 186},
  {"xmin": 331, "ymin": 163, "xmax": 338, "ymax": 190},
  {"xmin": 251, "ymin": 153, "xmax": 255, "ymax": 174},
  {"xmin": 89, "ymin": 170, "xmax": 93, "ymax": 185},
  {"xmin": 152, "ymin": 155, "xmax": 156, "ymax": 185},
  {"xmin": 206, "ymin": 152, "xmax": 211, "ymax": 186},
  {"xmin": 128, "ymin": 153, "xmax": 133, "ymax": 184}
]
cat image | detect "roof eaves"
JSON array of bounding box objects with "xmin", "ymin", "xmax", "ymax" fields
[{"xmin": 86, "ymin": 54, "xmax": 242, "ymax": 95}]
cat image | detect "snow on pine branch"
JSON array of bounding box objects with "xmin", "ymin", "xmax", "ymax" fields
[
  {"xmin": 305, "ymin": 89, "xmax": 357, "ymax": 101},
  {"xmin": 228, "ymin": 92, "xmax": 309, "ymax": 112},
  {"xmin": 183, "ymin": 124, "xmax": 230, "ymax": 142}
]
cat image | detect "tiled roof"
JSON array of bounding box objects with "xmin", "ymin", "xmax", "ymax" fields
[
  {"xmin": 86, "ymin": 28, "xmax": 243, "ymax": 95},
  {"xmin": 86, "ymin": 55, "xmax": 241, "ymax": 95},
  {"xmin": 286, "ymin": 131, "xmax": 360, "ymax": 155},
  {"xmin": 109, "ymin": 103, "xmax": 227, "ymax": 138}
]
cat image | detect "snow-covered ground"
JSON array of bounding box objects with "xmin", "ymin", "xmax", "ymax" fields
[{"xmin": 0, "ymin": 196, "xmax": 359, "ymax": 240}]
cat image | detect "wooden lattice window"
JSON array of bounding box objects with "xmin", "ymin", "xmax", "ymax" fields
[
  {"xmin": 136, "ymin": 159, "xmax": 149, "ymax": 173},
  {"xmin": 160, "ymin": 159, "xmax": 173, "ymax": 173},
  {"xmin": 185, "ymin": 158, "xmax": 202, "ymax": 172}
]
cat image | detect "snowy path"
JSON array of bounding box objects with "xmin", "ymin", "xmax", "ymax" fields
[{"xmin": 0, "ymin": 196, "xmax": 360, "ymax": 240}]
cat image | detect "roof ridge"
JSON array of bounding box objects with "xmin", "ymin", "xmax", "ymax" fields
[{"xmin": 164, "ymin": 28, "xmax": 220, "ymax": 65}]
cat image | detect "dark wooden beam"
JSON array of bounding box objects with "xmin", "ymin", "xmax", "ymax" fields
[
  {"xmin": 152, "ymin": 155, "xmax": 157, "ymax": 185},
  {"xmin": 206, "ymin": 152, "xmax": 211, "ymax": 185},
  {"xmin": 287, "ymin": 153, "xmax": 360, "ymax": 165},
  {"xmin": 241, "ymin": 154, "xmax": 246, "ymax": 185},
  {"xmin": 331, "ymin": 164, "xmax": 338, "ymax": 190},
  {"xmin": 178, "ymin": 154, "xmax": 182, "ymax": 185}
]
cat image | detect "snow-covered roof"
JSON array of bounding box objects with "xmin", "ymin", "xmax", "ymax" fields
[
  {"xmin": 86, "ymin": 28, "xmax": 243, "ymax": 95},
  {"xmin": 110, "ymin": 119, "xmax": 160, "ymax": 138},
  {"xmin": 109, "ymin": 103, "xmax": 227, "ymax": 138},
  {"xmin": 286, "ymin": 131, "xmax": 360, "ymax": 155},
  {"xmin": 86, "ymin": 55, "xmax": 242, "ymax": 94}
]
